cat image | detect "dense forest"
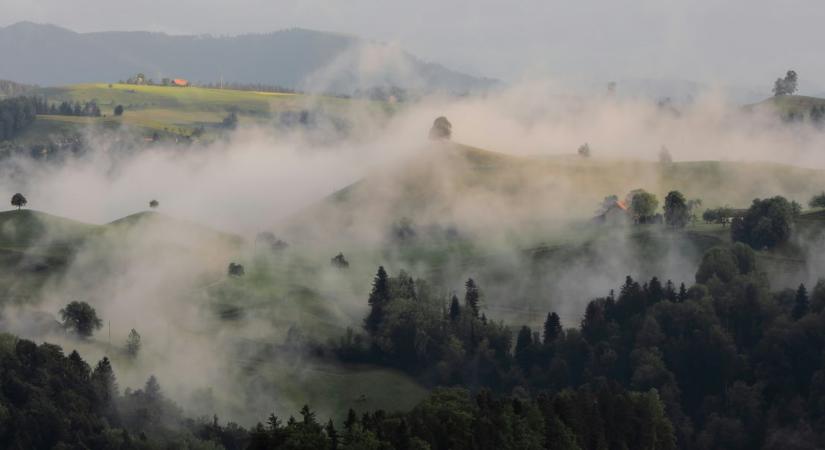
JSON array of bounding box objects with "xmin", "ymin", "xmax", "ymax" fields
[{"xmin": 4, "ymin": 232, "xmax": 825, "ymax": 448}]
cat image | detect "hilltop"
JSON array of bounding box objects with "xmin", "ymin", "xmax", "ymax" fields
[
  {"xmin": 0, "ymin": 22, "xmax": 496, "ymax": 95},
  {"xmin": 289, "ymin": 142, "xmax": 825, "ymax": 240}
]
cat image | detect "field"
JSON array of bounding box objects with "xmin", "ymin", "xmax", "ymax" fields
[{"xmin": 8, "ymin": 83, "xmax": 382, "ymax": 143}]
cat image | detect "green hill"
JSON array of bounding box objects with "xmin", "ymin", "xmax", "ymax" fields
[{"xmin": 746, "ymin": 94, "xmax": 825, "ymax": 118}]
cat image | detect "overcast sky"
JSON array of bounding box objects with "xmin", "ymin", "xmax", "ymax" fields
[{"xmin": 3, "ymin": 0, "xmax": 825, "ymax": 92}]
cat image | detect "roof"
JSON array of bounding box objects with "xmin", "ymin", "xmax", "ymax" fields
[
  {"xmin": 172, "ymin": 78, "xmax": 189, "ymax": 86},
  {"xmin": 615, "ymin": 200, "xmax": 628, "ymax": 210}
]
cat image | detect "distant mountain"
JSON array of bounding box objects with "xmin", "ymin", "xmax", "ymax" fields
[{"xmin": 0, "ymin": 22, "xmax": 497, "ymax": 94}]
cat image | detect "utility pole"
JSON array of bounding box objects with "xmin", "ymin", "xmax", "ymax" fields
[{"xmin": 107, "ymin": 321, "xmax": 111, "ymax": 355}]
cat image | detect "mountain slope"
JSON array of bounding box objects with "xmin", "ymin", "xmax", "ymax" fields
[{"xmin": 0, "ymin": 22, "xmax": 496, "ymax": 94}]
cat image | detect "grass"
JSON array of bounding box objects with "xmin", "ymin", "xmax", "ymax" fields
[{"xmin": 13, "ymin": 83, "xmax": 378, "ymax": 142}]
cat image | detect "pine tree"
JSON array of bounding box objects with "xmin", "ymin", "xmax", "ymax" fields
[
  {"xmin": 325, "ymin": 419, "xmax": 339, "ymax": 450},
  {"xmin": 677, "ymin": 283, "xmax": 688, "ymax": 302},
  {"xmin": 125, "ymin": 328, "xmax": 141, "ymax": 357},
  {"xmin": 364, "ymin": 266, "xmax": 390, "ymax": 334},
  {"xmin": 543, "ymin": 312, "xmax": 563, "ymax": 345},
  {"xmin": 449, "ymin": 294, "xmax": 461, "ymax": 323},
  {"xmin": 793, "ymin": 283, "xmax": 809, "ymax": 320},
  {"xmin": 464, "ymin": 278, "xmax": 480, "ymax": 318},
  {"xmin": 144, "ymin": 375, "xmax": 161, "ymax": 402},
  {"xmin": 515, "ymin": 326, "xmax": 534, "ymax": 370}
]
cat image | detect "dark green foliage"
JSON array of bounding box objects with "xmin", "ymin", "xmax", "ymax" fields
[
  {"xmin": 330, "ymin": 252, "xmax": 349, "ymax": 268},
  {"xmin": 809, "ymin": 192, "xmax": 825, "ymax": 209},
  {"xmin": 59, "ymin": 301, "xmax": 103, "ymax": 338},
  {"xmin": 125, "ymin": 328, "xmax": 141, "ymax": 357},
  {"xmin": 228, "ymin": 262, "xmax": 245, "ymax": 277},
  {"xmin": 149, "ymin": 199, "xmax": 159, "ymax": 208},
  {"xmin": 10, "ymin": 192, "xmax": 26, "ymax": 210},
  {"xmin": 114, "ymin": 104, "xmax": 124, "ymax": 116},
  {"xmin": 543, "ymin": 312, "xmax": 563, "ymax": 344},
  {"xmin": 731, "ymin": 196, "xmax": 795, "ymax": 249},
  {"xmin": 429, "ymin": 116, "xmax": 452, "ymax": 140},
  {"xmin": 663, "ymin": 191, "xmax": 690, "ymax": 228},
  {"xmin": 365, "ymin": 266, "xmax": 390, "ymax": 334},
  {"xmin": 0, "ymin": 96, "xmax": 38, "ymax": 140},
  {"xmin": 792, "ymin": 283, "xmax": 809, "ymax": 320},
  {"xmin": 464, "ymin": 278, "xmax": 480, "ymax": 318},
  {"xmin": 773, "ymin": 70, "xmax": 798, "ymax": 96},
  {"xmin": 629, "ymin": 189, "xmax": 659, "ymax": 223},
  {"xmin": 222, "ymin": 111, "xmax": 239, "ymax": 129}
]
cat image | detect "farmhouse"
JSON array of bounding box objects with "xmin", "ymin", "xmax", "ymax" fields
[
  {"xmin": 594, "ymin": 199, "xmax": 631, "ymax": 225},
  {"xmin": 172, "ymin": 78, "xmax": 189, "ymax": 87}
]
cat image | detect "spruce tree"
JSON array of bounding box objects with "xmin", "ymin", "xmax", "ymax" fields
[
  {"xmin": 677, "ymin": 283, "xmax": 688, "ymax": 302},
  {"xmin": 793, "ymin": 283, "xmax": 809, "ymax": 320},
  {"xmin": 543, "ymin": 312, "xmax": 563, "ymax": 345},
  {"xmin": 449, "ymin": 294, "xmax": 461, "ymax": 323},
  {"xmin": 364, "ymin": 266, "xmax": 390, "ymax": 334},
  {"xmin": 464, "ymin": 278, "xmax": 480, "ymax": 318}
]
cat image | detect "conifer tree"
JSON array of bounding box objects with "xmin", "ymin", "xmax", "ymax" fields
[
  {"xmin": 464, "ymin": 278, "xmax": 480, "ymax": 318},
  {"xmin": 365, "ymin": 266, "xmax": 390, "ymax": 334},
  {"xmin": 543, "ymin": 312, "xmax": 563, "ymax": 345},
  {"xmin": 793, "ymin": 283, "xmax": 809, "ymax": 320},
  {"xmin": 449, "ymin": 294, "xmax": 461, "ymax": 323}
]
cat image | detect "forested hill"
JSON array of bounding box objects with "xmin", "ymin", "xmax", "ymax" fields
[{"xmin": 0, "ymin": 22, "xmax": 496, "ymax": 94}]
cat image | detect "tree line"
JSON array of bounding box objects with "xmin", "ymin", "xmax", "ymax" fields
[{"xmin": 321, "ymin": 237, "xmax": 825, "ymax": 449}]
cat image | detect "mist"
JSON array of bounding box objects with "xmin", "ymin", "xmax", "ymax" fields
[{"xmin": 3, "ymin": 78, "xmax": 825, "ymax": 424}]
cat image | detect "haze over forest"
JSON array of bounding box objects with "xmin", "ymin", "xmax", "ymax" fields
[{"xmin": 2, "ymin": 2, "xmax": 825, "ymax": 449}]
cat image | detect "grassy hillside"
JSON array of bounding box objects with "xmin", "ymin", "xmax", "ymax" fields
[
  {"xmin": 8, "ymin": 83, "xmax": 377, "ymax": 144},
  {"xmin": 746, "ymin": 94, "xmax": 825, "ymax": 117}
]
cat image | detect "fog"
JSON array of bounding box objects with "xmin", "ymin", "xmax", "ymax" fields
[{"xmin": 3, "ymin": 79, "xmax": 825, "ymax": 423}]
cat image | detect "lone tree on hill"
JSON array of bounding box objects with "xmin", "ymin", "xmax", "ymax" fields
[
  {"xmin": 577, "ymin": 143, "xmax": 591, "ymax": 158},
  {"xmin": 773, "ymin": 70, "xmax": 798, "ymax": 96},
  {"xmin": 228, "ymin": 262, "xmax": 245, "ymax": 277},
  {"xmin": 429, "ymin": 116, "xmax": 452, "ymax": 140},
  {"xmin": 149, "ymin": 199, "xmax": 159, "ymax": 209},
  {"xmin": 11, "ymin": 193, "xmax": 27, "ymax": 210},
  {"xmin": 60, "ymin": 301, "xmax": 103, "ymax": 339},
  {"xmin": 114, "ymin": 105, "xmax": 124, "ymax": 116},
  {"xmin": 331, "ymin": 252, "xmax": 350, "ymax": 268}
]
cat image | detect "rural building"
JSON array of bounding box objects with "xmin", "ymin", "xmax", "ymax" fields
[
  {"xmin": 594, "ymin": 199, "xmax": 631, "ymax": 225},
  {"xmin": 172, "ymin": 79, "xmax": 189, "ymax": 87}
]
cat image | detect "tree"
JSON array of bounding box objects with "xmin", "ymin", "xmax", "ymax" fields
[
  {"xmin": 222, "ymin": 112, "xmax": 238, "ymax": 129},
  {"xmin": 91, "ymin": 356, "xmax": 118, "ymax": 408},
  {"xmin": 809, "ymin": 192, "xmax": 825, "ymax": 209},
  {"xmin": 577, "ymin": 143, "xmax": 591, "ymax": 158},
  {"xmin": 126, "ymin": 328, "xmax": 141, "ymax": 357},
  {"xmin": 731, "ymin": 196, "xmax": 795, "ymax": 249},
  {"xmin": 659, "ymin": 146, "xmax": 673, "ymax": 165},
  {"xmin": 464, "ymin": 278, "xmax": 480, "ymax": 318},
  {"xmin": 59, "ymin": 301, "xmax": 103, "ymax": 338},
  {"xmin": 149, "ymin": 199, "xmax": 159, "ymax": 209},
  {"xmin": 629, "ymin": 189, "xmax": 659, "ymax": 223},
  {"xmin": 449, "ymin": 294, "xmax": 461, "ymax": 323},
  {"xmin": 664, "ymin": 190, "xmax": 690, "ymax": 228},
  {"xmin": 365, "ymin": 266, "xmax": 390, "ymax": 334},
  {"xmin": 10, "ymin": 193, "xmax": 27, "ymax": 210},
  {"xmin": 228, "ymin": 262, "xmax": 245, "ymax": 277},
  {"xmin": 773, "ymin": 70, "xmax": 798, "ymax": 96},
  {"xmin": 429, "ymin": 116, "xmax": 452, "ymax": 140},
  {"xmin": 543, "ymin": 312, "xmax": 563, "ymax": 344},
  {"xmin": 113, "ymin": 104, "xmax": 124, "ymax": 116},
  {"xmin": 792, "ymin": 283, "xmax": 809, "ymax": 320},
  {"xmin": 331, "ymin": 253, "xmax": 350, "ymax": 268}
]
